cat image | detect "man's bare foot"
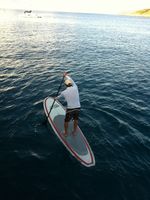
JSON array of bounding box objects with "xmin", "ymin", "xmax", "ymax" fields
[
  {"xmin": 62, "ymin": 132, "xmax": 68, "ymax": 137},
  {"xmin": 72, "ymin": 130, "xmax": 77, "ymax": 136}
]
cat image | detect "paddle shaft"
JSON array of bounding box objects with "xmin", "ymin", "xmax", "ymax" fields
[{"xmin": 46, "ymin": 75, "xmax": 64, "ymax": 120}]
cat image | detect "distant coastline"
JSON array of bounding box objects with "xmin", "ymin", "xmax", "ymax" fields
[{"xmin": 127, "ymin": 8, "xmax": 150, "ymax": 17}]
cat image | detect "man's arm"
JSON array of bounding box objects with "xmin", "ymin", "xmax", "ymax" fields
[{"xmin": 64, "ymin": 72, "xmax": 77, "ymax": 87}]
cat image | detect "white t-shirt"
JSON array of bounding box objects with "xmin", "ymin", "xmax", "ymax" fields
[{"xmin": 57, "ymin": 75, "xmax": 81, "ymax": 109}]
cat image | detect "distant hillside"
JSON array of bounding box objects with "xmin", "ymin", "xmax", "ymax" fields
[{"xmin": 129, "ymin": 9, "xmax": 150, "ymax": 17}]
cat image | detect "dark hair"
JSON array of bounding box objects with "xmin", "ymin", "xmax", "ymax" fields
[{"xmin": 65, "ymin": 83, "xmax": 72, "ymax": 87}]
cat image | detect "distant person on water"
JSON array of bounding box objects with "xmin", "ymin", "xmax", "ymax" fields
[{"xmin": 55, "ymin": 72, "xmax": 81, "ymax": 137}]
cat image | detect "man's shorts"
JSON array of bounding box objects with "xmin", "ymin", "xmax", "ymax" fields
[{"xmin": 65, "ymin": 108, "xmax": 80, "ymax": 122}]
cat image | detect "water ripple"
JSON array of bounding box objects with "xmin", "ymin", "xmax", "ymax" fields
[{"xmin": 1, "ymin": 11, "xmax": 150, "ymax": 200}]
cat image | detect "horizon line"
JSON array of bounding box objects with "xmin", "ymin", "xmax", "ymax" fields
[{"xmin": 0, "ymin": 7, "xmax": 132, "ymax": 16}]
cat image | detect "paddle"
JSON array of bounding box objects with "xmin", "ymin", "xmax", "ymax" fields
[{"xmin": 43, "ymin": 74, "xmax": 65, "ymax": 124}]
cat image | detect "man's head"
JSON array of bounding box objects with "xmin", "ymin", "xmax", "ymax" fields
[{"xmin": 64, "ymin": 79, "xmax": 72, "ymax": 87}]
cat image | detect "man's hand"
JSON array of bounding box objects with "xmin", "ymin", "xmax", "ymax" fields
[{"xmin": 63, "ymin": 72, "xmax": 68, "ymax": 77}]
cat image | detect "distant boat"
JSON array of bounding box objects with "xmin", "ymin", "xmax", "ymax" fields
[
  {"xmin": 23, "ymin": 10, "xmax": 42, "ymax": 18},
  {"xmin": 24, "ymin": 10, "xmax": 32, "ymax": 14}
]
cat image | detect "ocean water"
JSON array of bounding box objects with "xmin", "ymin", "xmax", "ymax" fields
[{"xmin": 0, "ymin": 9, "xmax": 150, "ymax": 200}]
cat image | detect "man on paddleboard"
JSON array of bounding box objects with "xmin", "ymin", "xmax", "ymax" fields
[{"xmin": 56, "ymin": 72, "xmax": 81, "ymax": 137}]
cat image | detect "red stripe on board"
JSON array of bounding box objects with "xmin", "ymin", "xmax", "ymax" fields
[{"xmin": 44, "ymin": 97, "xmax": 95, "ymax": 166}]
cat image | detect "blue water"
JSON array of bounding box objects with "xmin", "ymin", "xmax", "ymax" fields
[{"xmin": 0, "ymin": 9, "xmax": 150, "ymax": 200}]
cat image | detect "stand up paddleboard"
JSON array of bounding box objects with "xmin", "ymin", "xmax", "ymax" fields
[{"xmin": 43, "ymin": 97, "xmax": 95, "ymax": 167}]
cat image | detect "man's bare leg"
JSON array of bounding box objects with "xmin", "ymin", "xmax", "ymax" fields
[
  {"xmin": 64, "ymin": 121, "xmax": 68, "ymax": 136},
  {"xmin": 72, "ymin": 120, "xmax": 78, "ymax": 135}
]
